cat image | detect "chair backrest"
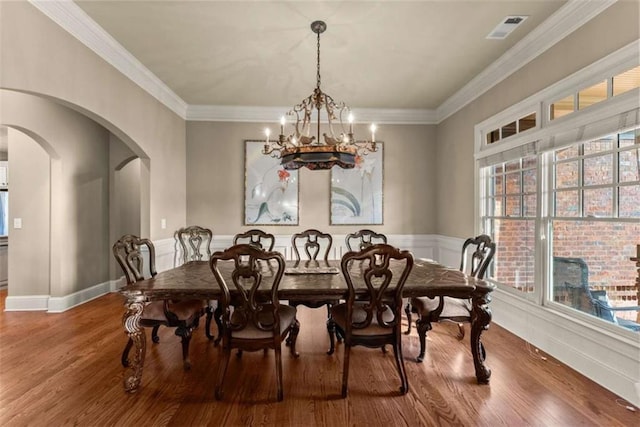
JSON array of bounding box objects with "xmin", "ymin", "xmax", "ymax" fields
[
  {"xmin": 113, "ymin": 234, "xmax": 157, "ymax": 284},
  {"xmin": 291, "ymin": 229, "xmax": 332, "ymax": 261},
  {"xmin": 210, "ymin": 244, "xmax": 285, "ymax": 333},
  {"xmin": 233, "ymin": 229, "xmax": 275, "ymax": 251},
  {"xmin": 460, "ymin": 234, "xmax": 496, "ymax": 279},
  {"xmin": 345, "ymin": 229, "xmax": 387, "ymax": 252},
  {"xmin": 341, "ymin": 244, "xmax": 414, "ymax": 332},
  {"xmin": 175, "ymin": 225, "xmax": 213, "ymax": 263},
  {"xmin": 552, "ymin": 256, "xmax": 615, "ymax": 320}
]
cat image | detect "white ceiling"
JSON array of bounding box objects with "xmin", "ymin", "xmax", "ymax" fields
[{"xmin": 33, "ymin": 1, "xmax": 616, "ymax": 121}]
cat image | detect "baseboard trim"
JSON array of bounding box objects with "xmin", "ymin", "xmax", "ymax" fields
[
  {"xmin": 5, "ymin": 295, "xmax": 50, "ymax": 311},
  {"xmin": 5, "ymin": 281, "xmax": 116, "ymax": 312},
  {"xmin": 47, "ymin": 280, "xmax": 115, "ymax": 313}
]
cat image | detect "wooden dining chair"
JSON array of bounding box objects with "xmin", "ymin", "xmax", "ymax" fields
[
  {"xmin": 329, "ymin": 244, "xmax": 414, "ymax": 397},
  {"xmin": 233, "ymin": 229, "xmax": 275, "ymax": 251},
  {"xmin": 113, "ymin": 234, "xmax": 205, "ymax": 370},
  {"xmin": 175, "ymin": 225, "xmax": 216, "ymax": 340},
  {"xmin": 210, "ymin": 244, "xmax": 300, "ymax": 401},
  {"xmin": 345, "ymin": 229, "xmax": 396, "ymax": 353},
  {"xmin": 291, "ymin": 229, "xmax": 332, "ymax": 261},
  {"xmin": 405, "ymin": 234, "xmax": 496, "ymax": 362},
  {"xmin": 345, "ymin": 229, "xmax": 387, "ymax": 252},
  {"xmin": 176, "ymin": 225, "xmax": 212, "ymax": 263},
  {"xmin": 212, "ymin": 229, "xmax": 278, "ymax": 346},
  {"xmin": 288, "ymin": 229, "xmax": 342, "ymax": 354}
]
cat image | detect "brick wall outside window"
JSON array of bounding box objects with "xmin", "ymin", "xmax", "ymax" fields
[{"xmin": 485, "ymin": 131, "xmax": 639, "ymax": 322}]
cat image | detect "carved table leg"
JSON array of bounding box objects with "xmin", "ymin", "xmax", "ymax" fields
[
  {"xmin": 415, "ymin": 317, "xmax": 432, "ymax": 363},
  {"xmin": 470, "ymin": 291, "xmax": 492, "ymax": 384},
  {"xmin": 326, "ymin": 317, "xmax": 337, "ymax": 355},
  {"xmin": 213, "ymin": 304, "xmax": 224, "ymax": 346},
  {"xmin": 122, "ymin": 298, "xmax": 147, "ymax": 392},
  {"xmin": 204, "ymin": 302, "xmax": 215, "ymax": 340}
]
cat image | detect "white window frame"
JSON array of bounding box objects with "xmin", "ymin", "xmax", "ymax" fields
[{"xmin": 474, "ymin": 39, "xmax": 640, "ymax": 320}]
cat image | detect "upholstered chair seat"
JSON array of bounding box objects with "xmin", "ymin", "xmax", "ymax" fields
[{"xmin": 229, "ymin": 304, "xmax": 297, "ymax": 340}]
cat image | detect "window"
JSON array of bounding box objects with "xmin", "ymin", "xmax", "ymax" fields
[
  {"xmin": 485, "ymin": 112, "xmax": 537, "ymax": 145},
  {"xmin": 550, "ymin": 129, "xmax": 640, "ymax": 325},
  {"xmin": 613, "ymin": 65, "xmax": 640, "ymax": 96},
  {"xmin": 550, "ymin": 95, "xmax": 574, "ymax": 120},
  {"xmin": 480, "ymin": 127, "xmax": 640, "ymax": 330},
  {"xmin": 482, "ymin": 156, "xmax": 537, "ymax": 293},
  {"xmin": 477, "ymin": 42, "xmax": 640, "ymax": 334},
  {"xmin": 578, "ymin": 80, "xmax": 607, "ymax": 110},
  {"xmin": 549, "ymin": 64, "xmax": 640, "ymax": 122},
  {"xmin": 0, "ymin": 191, "xmax": 6, "ymax": 236}
]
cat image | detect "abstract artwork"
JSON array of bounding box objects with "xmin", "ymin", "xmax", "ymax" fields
[
  {"xmin": 244, "ymin": 140, "xmax": 298, "ymax": 225},
  {"xmin": 330, "ymin": 142, "xmax": 383, "ymax": 225}
]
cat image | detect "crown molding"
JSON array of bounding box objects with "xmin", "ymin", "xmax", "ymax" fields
[
  {"xmin": 186, "ymin": 105, "xmax": 438, "ymax": 124},
  {"xmin": 30, "ymin": 0, "xmax": 613, "ymax": 125},
  {"xmin": 29, "ymin": 0, "xmax": 188, "ymax": 119},
  {"xmin": 436, "ymin": 0, "xmax": 617, "ymax": 123}
]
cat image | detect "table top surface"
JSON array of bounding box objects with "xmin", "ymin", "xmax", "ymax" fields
[{"xmin": 119, "ymin": 259, "xmax": 495, "ymax": 301}]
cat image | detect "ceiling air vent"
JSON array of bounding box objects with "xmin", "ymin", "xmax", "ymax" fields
[{"xmin": 486, "ymin": 15, "xmax": 529, "ymax": 40}]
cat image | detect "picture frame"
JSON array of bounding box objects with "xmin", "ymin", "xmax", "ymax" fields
[
  {"xmin": 244, "ymin": 140, "xmax": 299, "ymax": 225},
  {"xmin": 330, "ymin": 142, "xmax": 384, "ymax": 225}
]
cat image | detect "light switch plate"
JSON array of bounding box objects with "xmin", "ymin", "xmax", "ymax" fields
[
  {"xmin": 161, "ymin": 218, "xmax": 166, "ymax": 229},
  {"xmin": 13, "ymin": 218, "xmax": 22, "ymax": 229}
]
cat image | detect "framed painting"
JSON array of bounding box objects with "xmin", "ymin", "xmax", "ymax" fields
[
  {"xmin": 244, "ymin": 140, "xmax": 299, "ymax": 225},
  {"xmin": 330, "ymin": 142, "xmax": 383, "ymax": 225}
]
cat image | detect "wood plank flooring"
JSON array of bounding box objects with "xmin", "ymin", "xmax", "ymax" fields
[{"xmin": 0, "ymin": 290, "xmax": 637, "ymax": 426}]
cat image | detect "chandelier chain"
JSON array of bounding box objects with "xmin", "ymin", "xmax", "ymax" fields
[{"xmin": 316, "ymin": 30, "xmax": 321, "ymax": 90}]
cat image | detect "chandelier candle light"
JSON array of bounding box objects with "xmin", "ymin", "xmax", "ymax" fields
[{"xmin": 263, "ymin": 20, "xmax": 378, "ymax": 170}]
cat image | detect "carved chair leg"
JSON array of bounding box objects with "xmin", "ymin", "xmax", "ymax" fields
[
  {"xmin": 393, "ymin": 340, "xmax": 409, "ymax": 395},
  {"xmin": 341, "ymin": 344, "xmax": 351, "ymax": 398},
  {"xmin": 416, "ymin": 317, "xmax": 432, "ymax": 363},
  {"xmin": 275, "ymin": 344, "xmax": 284, "ymax": 402},
  {"xmin": 215, "ymin": 345, "xmax": 231, "ymax": 400},
  {"xmin": 151, "ymin": 325, "xmax": 161, "ymax": 343},
  {"xmin": 404, "ymin": 302, "xmax": 413, "ymax": 335},
  {"xmin": 175, "ymin": 326, "xmax": 193, "ymax": 370},
  {"xmin": 121, "ymin": 338, "xmax": 133, "ymax": 367}
]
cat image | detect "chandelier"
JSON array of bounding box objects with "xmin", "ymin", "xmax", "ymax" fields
[{"xmin": 263, "ymin": 20, "xmax": 377, "ymax": 170}]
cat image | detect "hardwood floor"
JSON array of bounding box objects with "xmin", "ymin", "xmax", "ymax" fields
[{"xmin": 0, "ymin": 289, "xmax": 637, "ymax": 426}]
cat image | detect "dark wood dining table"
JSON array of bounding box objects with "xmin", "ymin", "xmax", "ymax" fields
[{"xmin": 119, "ymin": 258, "xmax": 495, "ymax": 392}]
